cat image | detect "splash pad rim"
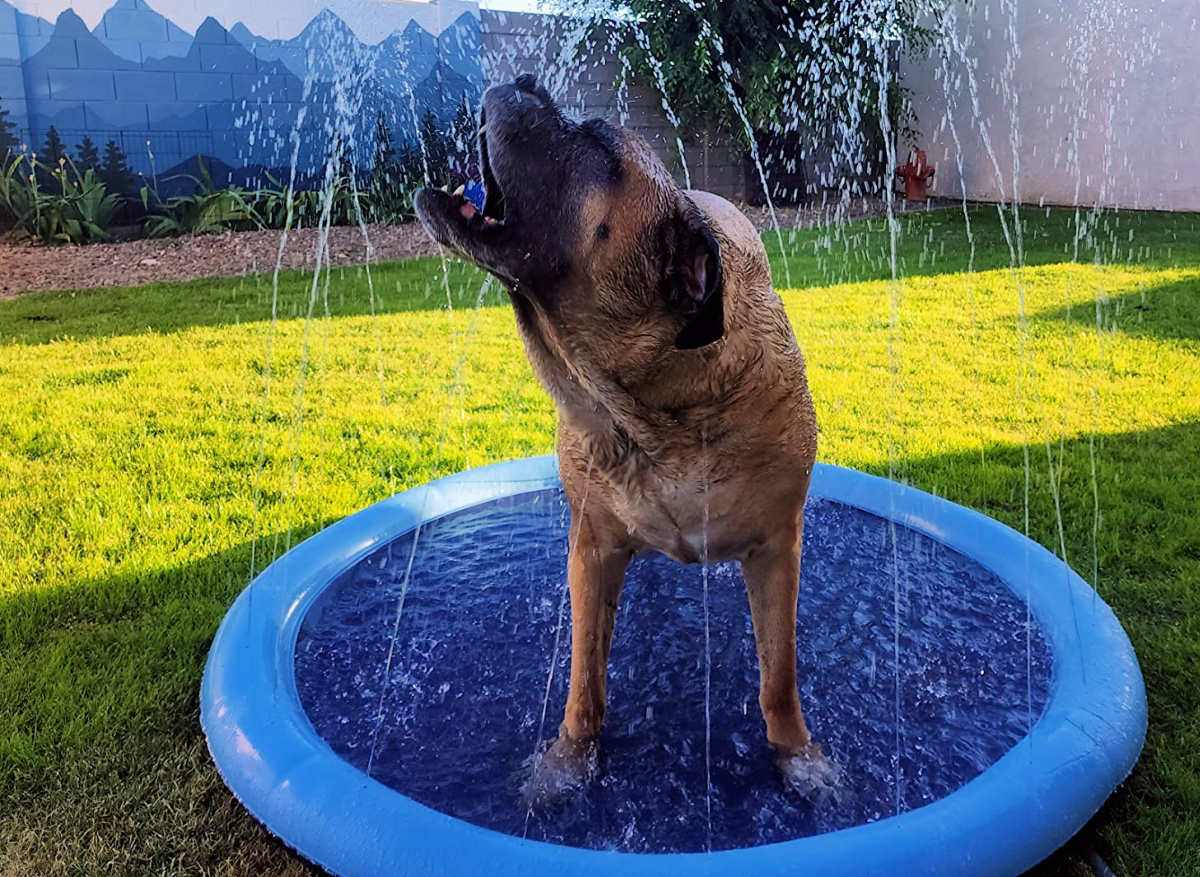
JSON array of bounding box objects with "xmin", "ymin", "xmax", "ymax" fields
[{"xmin": 200, "ymin": 456, "xmax": 1145, "ymax": 877}]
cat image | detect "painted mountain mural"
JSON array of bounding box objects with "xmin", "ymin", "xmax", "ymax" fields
[
  {"xmin": 0, "ymin": 0, "xmax": 483, "ymax": 179},
  {"xmin": 93, "ymin": 0, "xmax": 192, "ymax": 62}
]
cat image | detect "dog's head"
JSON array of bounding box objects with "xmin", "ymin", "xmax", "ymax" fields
[{"xmin": 414, "ymin": 73, "xmax": 723, "ymax": 349}]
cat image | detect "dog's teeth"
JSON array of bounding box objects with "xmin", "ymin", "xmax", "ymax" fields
[
  {"xmin": 479, "ymin": 124, "xmax": 487, "ymax": 135},
  {"xmin": 453, "ymin": 184, "xmax": 465, "ymax": 197},
  {"xmin": 439, "ymin": 185, "xmax": 449, "ymax": 193}
]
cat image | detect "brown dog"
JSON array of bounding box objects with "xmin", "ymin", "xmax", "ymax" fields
[{"xmin": 415, "ymin": 73, "xmax": 838, "ymax": 801}]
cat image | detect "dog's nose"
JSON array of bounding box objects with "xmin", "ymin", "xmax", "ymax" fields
[{"xmin": 512, "ymin": 72, "xmax": 539, "ymax": 92}]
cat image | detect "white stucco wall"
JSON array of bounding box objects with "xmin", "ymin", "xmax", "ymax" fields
[{"xmin": 902, "ymin": 0, "xmax": 1199, "ymax": 211}]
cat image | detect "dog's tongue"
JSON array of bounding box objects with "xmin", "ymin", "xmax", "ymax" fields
[{"xmin": 460, "ymin": 200, "xmax": 478, "ymax": 219}]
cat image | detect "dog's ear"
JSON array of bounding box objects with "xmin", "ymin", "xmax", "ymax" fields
[
  {"xmin": 668, "ymin": 202, "xmax": 722, "ymax": 315},
  {"xmin": 669, "ymin": 201, "xmax": 724, "ymax": 348}
]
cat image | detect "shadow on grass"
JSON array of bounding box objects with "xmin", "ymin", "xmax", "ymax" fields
[
  {"xmin": 0, "ymin": 521, "xmax": 342, "ymax": 873},
  {"xmin": 1, "ymin": 421, "xmax": 1198, "ymax": 874},
  {"xmin": 0, "ymin": 522, "xmax": 336, "ymax": 766},
  {"xmin": 4, "ymin": 208, "xmax": 1198, "ymax": 347},
  {"xmin": 1032, "ymin": 275, "xmax": 1200, "ymax": 344},
  {"xmin": 0, "ymin": 256, "xmax": 500, "ymax": 347}
]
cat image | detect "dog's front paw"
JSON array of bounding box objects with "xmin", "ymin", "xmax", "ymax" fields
[
  {"xmin": 777, "ymin": 741, "xmax": 844, "ymax": 802},
  {"xmin": 521, "ymin": 734, "xmax": 598, "ymax": 809}
]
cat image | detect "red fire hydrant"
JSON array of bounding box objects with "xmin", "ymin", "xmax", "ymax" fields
[{"xmin": 895, "ymin": 149, "xmax": 936, "ymax": 201}]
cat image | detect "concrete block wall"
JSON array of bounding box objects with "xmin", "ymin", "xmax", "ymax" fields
[
  {"xmin": 0, "ymin": 3, "xmax": 26, "ymax": 132},
  {"xmin": 476, "ymin": 4, "xmax": 1199, "ymax": 212},
  {"xmin": 1, "ymin": 2, "xmax": 753, "ymax": 197},
  {"xmin": 0, "ymin": 0, "xmax": 483, "ymax": 176}
]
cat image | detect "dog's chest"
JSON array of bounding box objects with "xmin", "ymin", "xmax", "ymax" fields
[{"xmin": 613, "ymin": 466, "xmax": 762, "ymax": 564}]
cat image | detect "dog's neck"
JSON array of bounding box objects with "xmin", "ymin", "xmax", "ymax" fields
[{"xmin": 509, "ymin": 288, "xmax": 746, "ymax": 472}]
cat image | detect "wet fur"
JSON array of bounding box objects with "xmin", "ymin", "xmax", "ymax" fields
[{"xmin": 414, "ymin": 77, "xmax": 835, "ymax": 800}]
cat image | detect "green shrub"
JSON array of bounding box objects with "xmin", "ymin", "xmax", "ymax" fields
[
  {"xmin": 249, "ymin": 173, "xmax": 323, "ymax": 230},
  {"xmin": 0, "ymin": 150, "xmax": 37, "ymax": 228},
  {"xmin": 248, "ymin": 173, "xmax": 373, "ymax": 231},
  {"xmin": 139, "ymin": 158, "xmax": 398, "ymax": 236},
  {"xmin": 141, "ymin": 157, "xmax": 263, "ymax": 238},
  {"xmin": 0, "ymin": 151, "xmax": 122, "ymax": 245}
]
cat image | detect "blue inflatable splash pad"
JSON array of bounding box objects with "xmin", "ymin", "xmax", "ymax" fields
[{"xmin": 201, "ymin": 457, "xmax": 1146, "ymax": 876}]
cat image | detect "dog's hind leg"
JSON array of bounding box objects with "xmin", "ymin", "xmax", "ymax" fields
[
  {"xmin": 741, "ymin": 517, "xmax": 842, "ymax": 801},
  {"xmin": 523, "ymin": 509, "xmax": 632, "ymax": 807}
]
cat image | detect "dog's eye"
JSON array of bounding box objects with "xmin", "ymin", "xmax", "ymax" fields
[{"xmin": 596, "ymin": 223, "xmax": 610, "ymax": 240}]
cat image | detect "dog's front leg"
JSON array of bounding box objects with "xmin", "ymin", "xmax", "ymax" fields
[
  {"xmin": 741, "ymin": 521, "xmax": 842, "ymax": 800},
  {"xmin": 523, "ymin": 509, "xmax": 631, "ymax": 805},
  {"xmin": 562, "ymin": 513, "xmax": 632, "ymax": 742}
]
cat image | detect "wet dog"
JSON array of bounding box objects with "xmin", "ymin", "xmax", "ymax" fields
[{"xmin": 414, "ymin": 73, "xmax": 838, "ymax": 802}]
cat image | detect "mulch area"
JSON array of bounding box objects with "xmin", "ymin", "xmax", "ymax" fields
[
  {"xmin": 0, "ymin": 198, "xmax": 956, "ymax": 297},
  {"xmin": 0, "ymin": 223, "xmax": 442, "ymax": 297}
]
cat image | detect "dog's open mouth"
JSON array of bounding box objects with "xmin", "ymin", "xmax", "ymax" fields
[{"xmin": 441, "ymin": 110, "xmax": 507, "ymax": 228}]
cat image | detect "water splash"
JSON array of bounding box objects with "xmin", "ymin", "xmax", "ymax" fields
[
  {"xmin": 296, "ymin": 491, "xmax": 1053, "ymax": 851},
  {"xmin": 238, "ymin": 0, "xmax": 1169, "ymax": 834}
]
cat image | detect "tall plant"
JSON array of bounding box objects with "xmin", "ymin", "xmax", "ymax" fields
[
  {"xmin": 552, "ymin": 0, "xmax": 937, "ymax": 192},
  {"xmin": 0, "ymin": 150, "xmax": 36, "ymax": 228},
  {"xmin": 0, "ymin": 152, "xmax": 122, "ymax": 244},
  {"xmin": 141, "ymin": 156, "xmax": 262, "ymax": 237}
]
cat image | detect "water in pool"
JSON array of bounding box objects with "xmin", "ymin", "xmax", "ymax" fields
[{"xmin": 295, "ymin": 489, "xmax": 1051, "ymax": 852}]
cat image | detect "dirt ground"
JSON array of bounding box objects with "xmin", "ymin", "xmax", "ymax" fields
[
  {"xmin": 0, "ymin": 223, "xmax": 442, "ymax": 297},
  {"xmin": 0, "ymin": 198, "xmax": 954, "ymax": 297}
]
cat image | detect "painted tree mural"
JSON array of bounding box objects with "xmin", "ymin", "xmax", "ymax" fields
[
  {"xmin": 0, "ymin": 98, "xmax": 16, "ymax": 154},
  {"xmin": 76, "ymin": 135, "xmax": 100, "ymax": 170}
]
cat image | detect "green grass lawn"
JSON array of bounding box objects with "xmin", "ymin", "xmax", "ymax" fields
[{"xmin": 1, "ymin": 207, "xmax": 1198, "ymax": 875}]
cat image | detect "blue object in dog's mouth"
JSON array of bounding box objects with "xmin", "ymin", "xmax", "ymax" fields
[{"xmin": 462, "ymin": 179, "xmax": 486, "ymax": 211}]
